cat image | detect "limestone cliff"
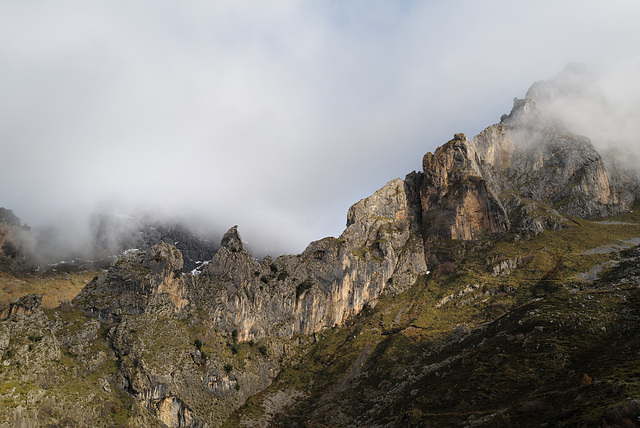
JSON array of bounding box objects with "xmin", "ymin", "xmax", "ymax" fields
[
  {"xmin": 410, "ymin": 71, "xmax": 638, "ymax": 244},
  {"xmin": 417, "ymin": 133, "xmax": 510, "ymax": 242},
  {"xmin": 76, "ymin": 179, "xmax": 426, "ymax": 343},
  {"xmin": 57, "ymin": 179, "xmax": 426, "ymax": 427},
  {"xmin": 74, "ymin": 242, "xmax": 187, "ymax": 322},
  {"xmin": 197, "ymin": 178, "xmax": 427, "ymax": 342}
]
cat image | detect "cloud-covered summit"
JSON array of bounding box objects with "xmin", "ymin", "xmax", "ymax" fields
[{"xmin": 1, "ymin": 1, "xmax": 640, "ymax": 255}]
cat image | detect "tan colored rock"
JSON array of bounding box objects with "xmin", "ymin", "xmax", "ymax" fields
[
  {"xmin": 198, "ymin": 179, "xmax": 427, "ymax": 342},
  {"xmin": 418, "ymin": 134, "xmax": 510, "ymax": 241}
]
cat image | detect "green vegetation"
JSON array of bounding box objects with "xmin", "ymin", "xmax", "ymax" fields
[
  {"xmin": 3, "ymin": 199, "xmax": 640, "ymax": 427},
  {"xmin": 229, "ymin": 202, "xmax": 640, "ymax": 427},
  {"xmin": 0, "ymin": 270, "xmax": 100, "ymax": 308},
  {"xmin": 295, "ymin": 279, "xmax": 314, "ymax": 298}
]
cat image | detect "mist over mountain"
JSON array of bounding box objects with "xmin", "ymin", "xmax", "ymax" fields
[
  {"xmin": 2, "ymin": 2, "xmax": 640, "ymax": 256},
  {"xmin": 3, "ymin": 66, "xmax": 640, "ymax": 426},
  {"xmin": 0, "ymin": 209, "xmax": 220, "ymax": 274}
]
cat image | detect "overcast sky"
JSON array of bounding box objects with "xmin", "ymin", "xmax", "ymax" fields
[{"xmin": 2, "ymin": 1, "xmax": 640, "ymax": 255}]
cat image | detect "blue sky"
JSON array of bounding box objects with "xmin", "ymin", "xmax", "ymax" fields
[{"xmin": 1, "ymin": 1, "xmax": 639, "ymax": 255}]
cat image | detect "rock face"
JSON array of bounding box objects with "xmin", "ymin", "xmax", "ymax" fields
[
  {"xmin": 198, "ymin": 178, "xmax": 427, "ymax": 341},
  {"xmin": 408, "ymin": 71, "xmax": 638, "ymax": 245},
  {"xmin": 63, "ymin": 180, "xmax": 427, "ymax": 427},
  {"xmin": 418, "ymin": 133, "xmax": 510, "ymax": 241},
  {"xmin": 74, "ymin": 242, "xmax": 187, "ymax": 322},
  {"xmin": 0, "ymin": 294, "xmax": 61, "ymax": 398},
  {"xmin": 0, "ymin": 293, "xmax": 44, "ymax": 320}
]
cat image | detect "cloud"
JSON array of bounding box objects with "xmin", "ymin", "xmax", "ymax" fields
[{"xmin": 1, "ymin": 1, "xmax": 640, "ymax": 255}]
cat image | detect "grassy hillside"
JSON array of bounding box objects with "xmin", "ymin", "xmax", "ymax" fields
[
  {"xmin": 0, "ymin": 270, "xmax": 100, "ymax": 309},
  {"xmin": 228, "ymin": 204, "xmax": 640, "ymax": 427}
]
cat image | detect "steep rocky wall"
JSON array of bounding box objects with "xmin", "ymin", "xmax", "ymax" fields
[
  {"xmin": 411, "ymin": 74, "xmax": 638, "ymax": 245},
  {"xmin": 416, "ymin": 134, "xmax": 510, "ymax": 242},
  {"xmin": 197, "ymin": 178, "xmax": 427, "ymax": 342},
  {"xmin": 74, "ymin": 242, "xmax": 187, "ymax": 322},
  {"xmin": 62, "ymin": 179, "xmax": 427, "ymax": 427}
]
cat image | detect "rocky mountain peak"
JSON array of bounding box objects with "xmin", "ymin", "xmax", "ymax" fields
[
  {"xmin": 220, "ymin": 225, "xmax": 244, "ymax": 252},
  {"xmin": 415, "ymin": 134, "xmax": 510, "ymax": 242},
  {"xmin": 144, "ymin": 242, "xmax": 184, "ymax": 275},
  {"xmin": 0, "ymin": 208, "xmax": 22, "ymax": 228},
  {"xmin": 501, "ymin": 63, "xmax": 593, "ymax": 132},
  {"xmin": 346, "ymin": 178, "xmax": 409, "ymax": 228},
  {"xmin": 406, "ymin": 68, "xmax": 638, "ymax": 248},
  {"xmin": 74, "ymin": 242, "xmax": 187, "ymax": 322}
]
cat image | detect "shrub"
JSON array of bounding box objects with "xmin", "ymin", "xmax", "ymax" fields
[
  {"xmin": 434, "ymin": 261, "xmax": 458, "ymax": 278},
  {"xmin": 296, "ymin": 279, "xmax": 314, "ymax": 298},
  {"xmin": 194, "ymin": 339, "xmax": 202, "ymax": 350},
  {"xmin": 224, "ymin": 364, "xmax": 233, "ymax": 373},
  {"xmin": 604, "ymin": 401, "xmax": 640, "ymax": 426},
  {"xmin": 259, "ymin": 345, "xmax": 268, "ymax": 356},
  {"xmin": 28, "ymin": 334, "xmax": 43, "ymax": 342},
  {"xmin": 277, "ymin": 271, "xmax": 289, "ymax": 281}
]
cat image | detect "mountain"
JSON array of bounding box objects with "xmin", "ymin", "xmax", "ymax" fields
[
  {"xmin": 0, "ymin": 212, "xmax": 219, "ymax": 274},
  {"xmin": 2, "ymin": 68, "xmax": 640, "ymax": 427},
  {"xmin": 0, "ymin": 208, "xmax": 31, "ymax": 272}
]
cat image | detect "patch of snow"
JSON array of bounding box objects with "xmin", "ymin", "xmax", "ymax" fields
[
  {"xmin": 190, "ymin": 260, "xmax": 210, "ymax": 276},
  {"xmin": 123, "ymin": 248, "xmax": 139, "ymax": 255}
]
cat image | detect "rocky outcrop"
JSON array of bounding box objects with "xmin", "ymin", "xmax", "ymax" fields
[
  {"xmin": 0, "ymin": 294, "xmax": 60, "ymax": 385},
  {"xmin": 196, "ymin": 178, "xmax": 427, "ymax": 342},
  {"xmin": 0, "ymin": 293, "xmax": 44, "ymax": 321},
  {"xmin": 417, "ymin": 133, "xmax": 510, "ymax": 241},
  {"xmin": 410, "ymin": 71, "xmax": 638, "ymax": 244},
  {"xmin": 48, "ymin": 180, "xmax": 427, "ymax": 427},
  {"xmin": 73, "ymin": 242, "xmax": 187, "ymax": 322},
  {"xmin": 90, "ymin": 214, "xmax": 219, "ymax": 273},
  {"xmin": 474, "ymin": 124, "xmax": 627, "ymax": 220}
]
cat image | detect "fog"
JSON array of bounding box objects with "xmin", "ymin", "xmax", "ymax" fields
[
  {"xmin": 2, "ymin": 1, "xmax": 640, "ymax": 256},
  {"xmin": 530, "ymin": 61, "xmax": 640, "ymax": 158}
]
